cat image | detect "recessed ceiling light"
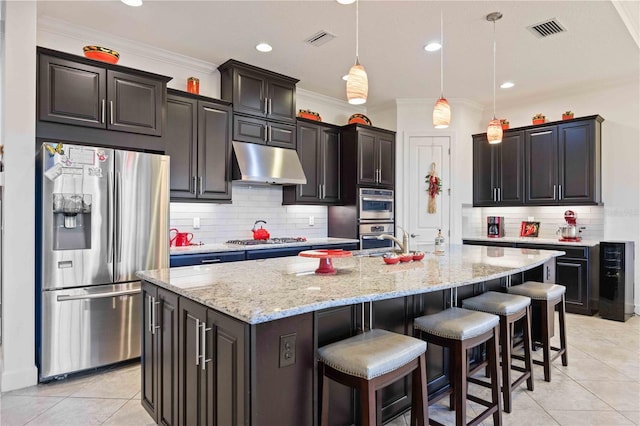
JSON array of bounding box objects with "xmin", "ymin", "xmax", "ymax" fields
[
  {"xmin": 255, "ymin": 43, "xmax": 273, "ymax": 53},
  {"xmin": 424, "ymin": 42, "xmax": 442, "ymax": 52},
  {"xmin": 500, "ymin": 81, "xmax": 515, "ymax": 89},
  {"xmin": 121, "ymin": 0, "xmax": 142, "ymax": 6},
  {"xmin": 336, "ymin": 0, "xmax": 356, "ymax": 4},
  {"xmin": 342, "ymin": 74, "xmax": 349, "ymax": 81}
]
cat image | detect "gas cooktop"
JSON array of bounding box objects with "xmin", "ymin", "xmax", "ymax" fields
[{"xmin": 225, "ymin": 237, "xmax": 307, "ymax": 246}]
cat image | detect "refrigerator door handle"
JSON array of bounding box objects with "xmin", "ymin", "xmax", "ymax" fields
[
  {"xmin": 56, "ymin": 288, "xmax": 140, "ymax": 302},
  {"xmin": 107, "ymin": 171, "xmax": 114, "ymax": 268},
  {"xmin": 115, "ymin": 172, "xmax": 123, "ymax": 265}
]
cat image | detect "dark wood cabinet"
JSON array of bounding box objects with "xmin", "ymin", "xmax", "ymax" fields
[
  {"xmin": 473, "ymin": 131, "xmax": 524, "ymax": 206},
  {"xmin": 38, "ymin": 50, "xmax": 167, "ymax": 137},
  {"xmin": 166, "ymin": 90, "xmax": 232, "ymax": 202},
  {"xmin": 523, "ymin": 116, "xmax": 602, "ymax": 205},
  {"xmin": 340, "ymin": 124, "xmax": 395, "ymax": 200},
  {"xmin": 219, "ymin": 59, "xmax": 298, "ymax": 149},
  {"xmin": 283, "ymin": 119, "xmax": 341, "ymax": 205},
  {"xmin": 142, "ymin": 283, "xmax": 179, "ymax": 426}
]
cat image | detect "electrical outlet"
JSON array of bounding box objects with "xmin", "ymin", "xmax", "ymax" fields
[
  {"xmin": 193, "ymin": 217, "xmax": 200, "ymax": 229},
  {"xmin": 308, "ymin": 216, "xmax": 315, "ymax": 226},
  {"xmin": 279, "ymin": 333, "xmax": 296, "ymax": 368},
  {"xmin": 528, "ymin": 216, "xmax": 534, "ymax": 221}
]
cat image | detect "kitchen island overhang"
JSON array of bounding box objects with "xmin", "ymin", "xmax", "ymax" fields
[
  {"xmin": 138, "ymin": 245, "xmax": 564, "ymax": 325},
  {"xmin": 138, "ymin": 245, "xmax": 564, "ymax": 425}
]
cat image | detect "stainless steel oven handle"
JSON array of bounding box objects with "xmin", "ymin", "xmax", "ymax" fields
[
  {"xmin": 57, "ymin": 288, "xmax": 141, "ymax": 302},
  {"xmin": 361, "ymin": 235, "xmax": 383, "ymax": 240},
  {"xmin": 361, "ymin": 197, "xmax": 393, "ymax": 202}
]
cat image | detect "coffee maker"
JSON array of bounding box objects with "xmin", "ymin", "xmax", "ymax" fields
[
  {"xmin": 558, "ymin": 210, "xmax": 581, "ymax": 242},
  {"xmin": 487, "ymin": 216, "xmax": 505, "ymax": 238}
]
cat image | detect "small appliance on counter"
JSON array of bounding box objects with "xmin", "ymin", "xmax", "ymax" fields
[
  {"xmin": 487, "ymin": 216, "xmax": 505, "ymax": 238},
  {"xmin": 558, "ymin": 210, "xmax": 581, "ymax": 242}
]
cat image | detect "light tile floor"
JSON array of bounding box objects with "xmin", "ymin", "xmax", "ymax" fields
[{"xmin": 1, "ymin": 313, "xmax": 638, "ymax": 425}]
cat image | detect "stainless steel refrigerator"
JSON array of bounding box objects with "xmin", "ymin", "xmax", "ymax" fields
[{"xmin": 37, "ymin": 142, "xmax": 169, "ymax": 381}]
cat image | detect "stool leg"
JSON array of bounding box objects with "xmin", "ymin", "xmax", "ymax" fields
[
  {"xmin": 540, "ymin": 300, "xmax": 552, "ymax": 382},
  {"xmin": 499, "ymin": 316, "xmax": 513, "ymax": 413},
  {"xmin": 559, "ymin": 295, "xmax": 568, "ymax": 366},
  {"xmin": 319, "ymin": 362, "xmax": 329, "ymax": 426},
  {"xmin": 453, "ymin": 341, "xmax": 467, "ymax": 426},
  {"xmin": 489, "ymin": 326, "xmax": 503, "ymax": 426},
  {"xmin": 411, "ymin": 353, "xmax": 428, "ymax": 426},
  {"xmin": 360, "ymin": 381, "xmax": 376, "ymax": 426},
  {"xmin": 523, "ymin": 306, "xmax": 534, "ymax": 391}
]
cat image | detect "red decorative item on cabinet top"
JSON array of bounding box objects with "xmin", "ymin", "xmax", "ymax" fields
[{"xmin": 83, "ymin": 45, "xmax": 119, "ymax": 64}]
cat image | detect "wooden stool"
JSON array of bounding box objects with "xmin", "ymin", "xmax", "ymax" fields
[
  {"xmin": 462, "ymin": 291, "xmax": 534, "ymax": 413},
  {"xmin": 318, "ymin": 328, "xmax": 428, "ymax": 426},
  {"xmin": 507, "ymin": 281, "xmax": 568, "ymax": 382},
  {"xmin": 414, "ymin": 307, "xmax": 502, "ymax": 426}
]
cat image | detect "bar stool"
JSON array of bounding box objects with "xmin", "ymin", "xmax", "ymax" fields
[
  {"xmin": 414, "ymin": 307, "xmax": 502, "ymax": 426},
  {"xmin": 318, "ymin": 328, "xmax": 428, "ymax": 426},
  {"xmin": 507, "ymin": 281, "xmax": 568, "ymax": 382},
  {"xmin": 462, "ymin": 291, "xmax": 534, "ymax": 413}
]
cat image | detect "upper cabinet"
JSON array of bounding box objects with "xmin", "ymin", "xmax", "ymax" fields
[
  {"xmin": 339, "ymin": 124, "xmax": 395, "ymax": 202},
  {"xmin": 218, "ymin": 60, "xmax": 299, "ymax": 149},
  {"xmin": 283, "ymin": 119, "xmax": 341, "ymax": 205},
  {"xmin": 473, "ymin": 131, "xmax": 525, "ymax": 206},
  {"xmin": 38, "ymin": 48, "xmax": 170, "ymax": 137},
  {"xmin": 165, "ymin": 90, "xmax": 233, "ymax": 202},
  {"xmin": 473, "ymin": 115, "xmax": 603, "ymax": 207}
]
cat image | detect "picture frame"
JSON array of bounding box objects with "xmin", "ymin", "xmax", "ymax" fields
[{"xmin": 520, "ymin": 221, "xmax": 540, "ymax": 237}]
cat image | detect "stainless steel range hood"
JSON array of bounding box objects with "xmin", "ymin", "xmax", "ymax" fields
[{"xmin": 232, "ymin": 141, "xmax": 307, "ymax": 185}]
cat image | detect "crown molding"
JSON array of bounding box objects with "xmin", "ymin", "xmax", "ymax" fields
[
  {"xmin": 296, "ymin": 87, "xmax": 353, "ymax": 109},
  {"xmin": 37, "ymin": 15, "xmax": 217, "ymax": 74},
  {"xmin": 612, "ymin": 0, "xmax": 639, "ymax": 49}
]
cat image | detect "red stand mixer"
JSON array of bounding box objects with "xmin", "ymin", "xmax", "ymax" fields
[{"xmin": 557, "ymin": 210, "xmax": 581, "ymax": 242}]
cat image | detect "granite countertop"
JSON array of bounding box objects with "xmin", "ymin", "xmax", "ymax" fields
[
  {"xmin": 139, "ymin": 244, "xmax": 564, "ymax": 325},
  {"xmin": 462, "ymin": 236, "xmax": 600, "ymax": 247},
  {"xmin": 169, "ymin": 237, "xmax": 360, "ymax": 255}
]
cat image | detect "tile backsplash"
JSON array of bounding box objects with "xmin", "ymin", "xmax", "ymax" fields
[
  {"xmin": 170, "ymin": 183, "xmax": 328, "ymax": 244},
  {"xmin": 462, "ymin": 205, "xmax": 604, "ymax": 240}
]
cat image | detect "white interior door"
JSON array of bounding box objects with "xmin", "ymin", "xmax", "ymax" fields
[{"xmin": 406, "ymin": 134, "xmax": 450, "ymax": 252}]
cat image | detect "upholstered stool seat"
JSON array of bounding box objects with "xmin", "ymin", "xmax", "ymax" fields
[
  {"xmin": 414, "ymin": 307, "xmax": 502, "ymax": 426},
  {"xmin": 318, "ymin": 328, "xmax": 428, "ymax": 426},
  {"xmin": 508, "ymin": 281, "xmax": 568, "ymax": 382},
  {"xmin": 462, "ymin": 291, "xmax": 534, "ymax": 413}
]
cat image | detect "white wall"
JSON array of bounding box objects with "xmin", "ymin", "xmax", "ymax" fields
[{"xmin": 1, "ymin": 0, "xmax": 38, "ymax": 391}]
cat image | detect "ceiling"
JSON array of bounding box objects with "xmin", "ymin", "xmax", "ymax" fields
[{"xmin": 37, "ymin": 1, "xmax": 639, "ymax": 109}]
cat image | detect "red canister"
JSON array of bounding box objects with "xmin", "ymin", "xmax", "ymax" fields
[{"xmin": 187, "ymin": 77, "xmax": 199, "ymax": 94}]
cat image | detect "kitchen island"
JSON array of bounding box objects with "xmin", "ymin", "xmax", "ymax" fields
[{"xmin": 138, "ymin": 245, "xmax": 564, "ymax": 426}]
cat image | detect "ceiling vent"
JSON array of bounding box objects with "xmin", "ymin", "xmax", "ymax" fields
[
  {"xmin": 305, "ymin": 30, "xmax": 337, "ymax": 47},
  {"xmin": 527, "ymin": 18, "xmax": 566, "ymax": 38}
]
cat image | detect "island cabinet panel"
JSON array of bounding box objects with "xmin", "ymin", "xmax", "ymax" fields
[
  {"xmin": 142, "ymin": 283, "xmax": 179, "ymax": 426},
  {"xmin": 166, "ymin": 90, "xmax": 233, "ymax": 202}
]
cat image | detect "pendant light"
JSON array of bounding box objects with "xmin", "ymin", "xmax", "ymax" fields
[
  {"xmin": 346, "ymin": 0, "xmax": 368, "ymax": 105},
  {"xmin": 433, "ymin": 11, "xmax": 450, "ymax": 128},
  {"xmin": 486, "ymin": 12, "xmax": 503, "ymax": 144}
]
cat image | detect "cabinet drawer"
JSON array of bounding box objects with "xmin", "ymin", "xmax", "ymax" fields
[
  {"xmin": 234, "ymin": 115, "xmax": 266, "ymax": 144},
  {"xmin": 170, "ymin": 251, "xmax": 245, "ymax": 267},
  {"xmin": 246, "ymin": 246, "xmax": 307, "ymax": 260},
  {"xmin": 311, "ymin": 243, "xmax": 359, "ymax": 251}
]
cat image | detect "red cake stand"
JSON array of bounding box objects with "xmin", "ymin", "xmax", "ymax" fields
[{"xmin": 298, "ymin": 249, "xmax": 353, "ymax": 275}]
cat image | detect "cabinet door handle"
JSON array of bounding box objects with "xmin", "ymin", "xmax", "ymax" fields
[
  {"xmin": 192, "ymin": 176, "xmax": 197, "ymax": 194},
  {"xmin": 264, "ymin": 125, "xmax": 268, "ymax": 143},
  {"xmin": 493, "ymin": 188, "xmax": 497, "ymax": 202},
  {"xmin": 268, "ymin": 98, "xmax": 272, "ymax": 115},
  {"xmin": 497, "ymin": 188, "xmax": 501, "ymax": 201},
  {"xmin": 559, "ymin": 185, "xmax": 563, "ymax": 200},
  {"xmin": 264, "ymin": 98, "xmax": 268, "ymax": 115},
  {"xmin": 101, "ymin": 99, "xmax": 106, "ymax": 123},
  {"xmin": 152, "ymin": 299, "xmax": 160, "ymax": 335},
  {"xmin": 201, "ymin": 259, "xmax": 221, "ymax": 264},
  {"xmin": 200, "ymin": 322, "xmax": 213, "ymax": 370},
  {"xmin": 199, "ymin": 176, "xmax": 204, "ymax": 195},
  {"xmin": 318, "ymin": 184, "xmax": 322, "ymax": 199},
  {"xmin": 553, "ymin": 184, "xmax": 557, "ymax": 200},
  {"xmin": 195, "ymin": 318, "xmax": 200, "ymax": 366},
  {"xmin": 531, "ymin": 130, "xmax": 552, "ymax": 136},
  {"xmin": 268, "ymin": 125, "xmax": 272, "ymax": 142},
  {"xmin": 109, "ymin": 100, "xmax": 114, "ymax": 125},
  {"xmin": 147, "ymin": 295, "xmax": 153, "ymax": 333}
]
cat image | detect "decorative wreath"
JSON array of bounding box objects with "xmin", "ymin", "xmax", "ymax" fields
[{"xmin": 425, "ymin": 162, "xmax": 442, "ymax": 214}]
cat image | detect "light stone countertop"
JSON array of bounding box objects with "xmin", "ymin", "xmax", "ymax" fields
[
  {"xmin": 138, "ymin": 244, "xmax": 564, "ymax": 325},
  {"xmin": 169, "ymin": 237, "xmax": 360, "ymax": 255},
  {"xmin": 462, "ymin": 236, "xmax": 600, "ymax": 247}
]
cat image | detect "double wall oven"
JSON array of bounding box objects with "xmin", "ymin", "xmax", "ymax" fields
[{"xmin": 358, "ymin": 188, "xmax": 394, "ymax": 249}]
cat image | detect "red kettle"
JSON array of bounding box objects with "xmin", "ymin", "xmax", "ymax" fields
[
  {"xmin": 252, "ymin": 220, "xmax": 270, "ymax": 240},
  {"xmin": 170, "ymin": 228, "xmax": 194, "ymax": 247}
]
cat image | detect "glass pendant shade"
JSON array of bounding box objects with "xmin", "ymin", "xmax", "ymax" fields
[
  {"xmin": 433, "ymin": 97, "xmax": 450, "ymax": 128},
  {"xmin": 346, "ymin": 61, "xmax": 368, "ymax": 105},
  {"xmin": 487, "ymin": 118, "xmax": 503, "ymax": 144}
]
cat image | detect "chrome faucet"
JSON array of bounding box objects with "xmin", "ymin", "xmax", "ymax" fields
[{"xmin": 377, "ymin": 228, "xmax": 409, "ymax": 254}]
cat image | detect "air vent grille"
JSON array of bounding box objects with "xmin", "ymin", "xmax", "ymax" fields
[
  {"xmin": 305, "ymin": 30, "xmax": 337, "ymax": 47},
  {"xmin": 527, "ymin": 18, "xmax": 566, "ymax": 38}
]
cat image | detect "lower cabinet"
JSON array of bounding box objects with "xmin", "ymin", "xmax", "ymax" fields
[
  {"xmin": 142, "ymin": 283, "xmax": 179, "ymax": 426},
  {"xmin": 170, "ymin": 251, "xmax": 246, "ymax": 267}
]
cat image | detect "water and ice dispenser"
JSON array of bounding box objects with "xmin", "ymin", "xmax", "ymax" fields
[{"xmin": 52, "ymin": 193, "xmax": 92, "ymax": 250}]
